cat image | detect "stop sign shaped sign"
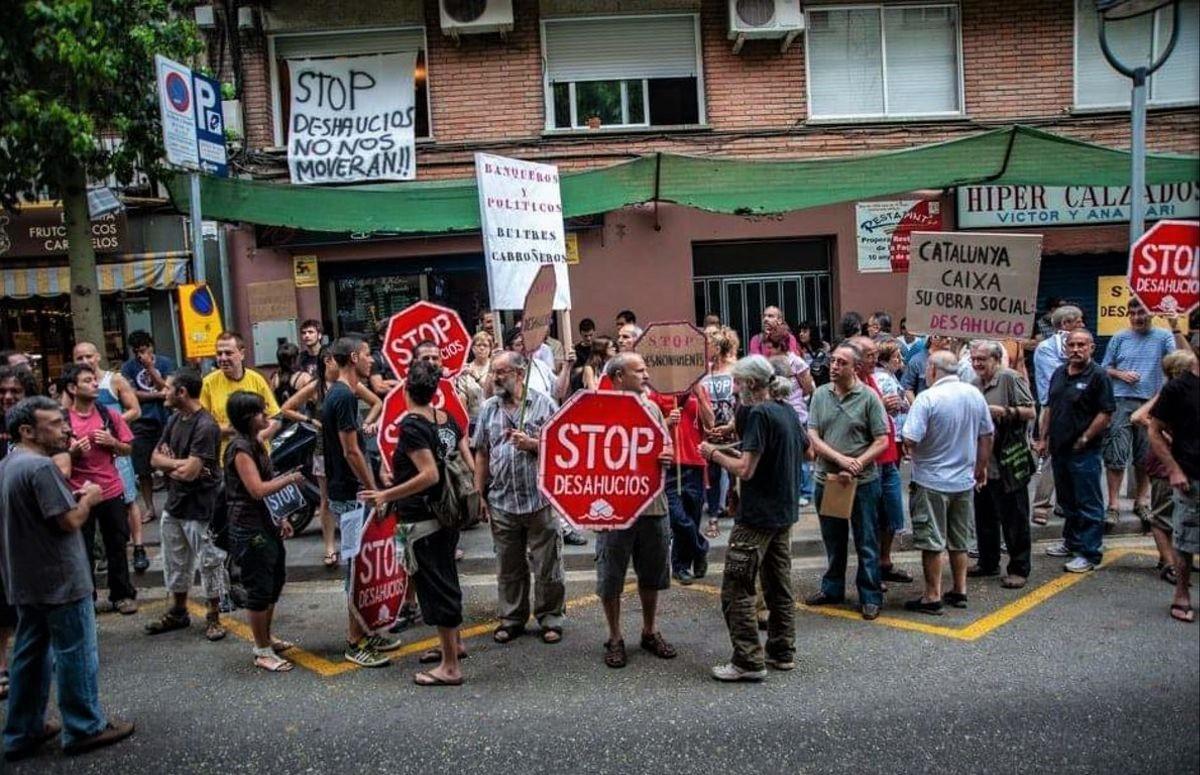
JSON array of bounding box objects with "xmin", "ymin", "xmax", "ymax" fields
[
  {"xmin": 377, "ymin": 381, "xmax": 469, "ymax": 470},
  {"xmin": 539, "ymin": 391, "xmax": 668, "ymax": 531},
  {"xmin": 1128, "ymin": 219, "xmax": 1200, "ymax": 316},
  {"xmin": 350, "ymin": 509, "xmax": 408, "ymax": 635},
  {"xmin": 381, "ymin": 301, "xmax": 471, "ymax": 380}
]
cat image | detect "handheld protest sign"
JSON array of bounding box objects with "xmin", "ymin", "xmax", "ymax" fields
[
  {"xmin": 634, "ymin": 321, "xmax": 710, "ymax": 396},
  {"xmin": 377, "ymin": 380, "xmax": 469, "ymax": 471},
  {"xmin": 904, "ymin": 231, "xmax": 1042, "ymax": 339},
  {"xmin": 538, "ymin": 391, "xmax": 668, "ymax": 531},
  {"xmin": 521, "ymin": 264, "xmax": 557, "ymax": 355},
  {"xmin": 350, "ymin": 508, "xmax": 408, "ymax": 635},
  {"xmin": 381, "ymin": 301, "xmax": 471, "ymax": 381},
  {"xmin": 1128, "ymin": 220, "xmax": 1199, "ymax": 316}
]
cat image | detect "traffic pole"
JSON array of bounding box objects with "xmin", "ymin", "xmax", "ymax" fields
[
  {"xmin": 1129, "ymin": 67, "xmax": 1147, "ymax": 244},
  {"xmin": 189, "ymin": 171, "xmax": 206, "ymax": 284}
]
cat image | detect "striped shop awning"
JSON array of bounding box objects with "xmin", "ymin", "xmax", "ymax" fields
[{"xmin": 0, "ymin": 253, "xmax": 191, "ymax": 299}]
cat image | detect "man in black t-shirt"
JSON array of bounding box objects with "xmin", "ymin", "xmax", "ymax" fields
[
  {"xmin": 322, "ymin": 337, "xmax": 399, "ymax": 667},
  {"xmin": 146, "ymin": 368, "xmax": 227, "ymax": 641},
  {"xmin": 297, "ymin": 319, "xmax": 324, "ymax": 379},
  {"xmin": 1148, "ymin": 354, "xmax": 1200, "ymax": 623},
  {"xmin": 701, "ymin": 355, "xmax": 804, "ymax": 683},
  {"xmin": 1036, "ymin": 330, "xmax": 1114, "ymax": 573}
]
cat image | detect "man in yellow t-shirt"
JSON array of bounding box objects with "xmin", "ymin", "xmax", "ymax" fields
[{"xmin": 200, "ymin": 332, "xmax": 281, "ymax": 460}]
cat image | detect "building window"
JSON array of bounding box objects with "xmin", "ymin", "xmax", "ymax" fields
[
  {"xmin": 542, "ymin": 15, "xmax": 704, "ymax": 130},
  {"xmin": 270, "ymin": 27, "xmax": 431, "ymax": 146},
  {"xmin": 1075, "ymin": 0, "xmax": 1199, "ymax": 109},
  {"xmin": 805, "ymin": 4, "xmax": 962, "ymax": 120}
]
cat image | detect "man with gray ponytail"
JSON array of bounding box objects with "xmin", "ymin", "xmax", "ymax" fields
[{"xmin": 701, "ymin": 355, "xmax": 804, "ymax": 682}]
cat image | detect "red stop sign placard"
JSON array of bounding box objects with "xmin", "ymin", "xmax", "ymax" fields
[
  {"xmin": 377, "ymin": 380, "xmax": 469, "ymax": 471},
  {"xmin": 350, "ymin": 509, "xmax": 408, "ymax": 635},
  {"xmin": 1128, "ymin": 219, "xmax": 1200, "ymax": 316},
  {"xmin": 538, "ymin": 390, "xmax": 668, "ymax": 531},
  {"xmin": 634, "ymin": 321, "xmax": 710, "ymax": 395},
  {"xmin": 381, "ymin": 301, "xmax": 471, "ymax": 381}
]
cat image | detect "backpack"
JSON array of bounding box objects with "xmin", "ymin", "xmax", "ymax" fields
[{"xmin": 415, "ymin": 411, "xmax": 480, "ymax": 530}]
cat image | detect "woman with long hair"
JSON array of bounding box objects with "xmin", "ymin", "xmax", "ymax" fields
[
  {"xmin": 281, "ymin": 348, "xmax": 383, "ymax": 567},
  {"xmin": 457, "ymin": 331, "xmax": 493, "ymax": 432},
  {"xmin": 581, "ymin": 336, "xmax": 615, "ymax": 391},
  {"xmin": 699, "ymin": 326, "xmax": 740, "ymax": 538},
  {"xmin": 271, "ymin": 342, "xmax": 310, "ymax": 408},
  {"xmin": 224, "ymin": 391, "xmax": 306, "ymax": 672},
  {"xmin": 362, "ymin": 360, "xmax": 472, "ymax": 687}
]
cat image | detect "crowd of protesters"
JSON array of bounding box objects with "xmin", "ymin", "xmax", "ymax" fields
[{"xmin": 0, "ymin": 292, "xmax": 1197, "ymax": 760}]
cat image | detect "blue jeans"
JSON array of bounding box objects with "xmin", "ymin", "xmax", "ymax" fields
[
  {"xmin": 800, "ymin": 461, "xmax": 815, "ymax": 501},
  {"xmin": 704, "ymin": 461, "xmax": 727, "ymax": 516},
  {"xmin": 4, "ymin": 596, "xmax": 106, "ymax": 752},
  {"xmin": 877, "ymin": 462, "xmax": 906, "ymax": 534},
  {"xmin": 816, "ymin": 478, "xmax": 884, "ymax": 607},
  {"xmin": 1052, "ymin": 448, "xmax": 1105, "ymax": 565},
  {"xmin": 667, "ymin": 466, "xmax": 708, "ymax": 573}
]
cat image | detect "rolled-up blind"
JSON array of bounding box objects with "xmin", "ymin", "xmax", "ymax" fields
[
  {"xmin": 273, "ymin": 27, "xmax": 425, "ymax": 60},
  {"xmin": 543, "ymin": 15, "xmax": 698, "ymax": 82}
]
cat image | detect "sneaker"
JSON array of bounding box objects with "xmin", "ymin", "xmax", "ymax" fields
[
  {"xmin": 132, "ymin": 545, "xmax": 149, "ymax": 573},
  {"xmin": 672, "ymin": 568, "xmax": 695, "ymax": 586},
  {"xmin": 1045, "ymin": 542, "xmax": 1072, "ymax": 558},
  {"xmin": 711, "ymin": 662, "xmax": 767, "ymax": 682},
  {"xmin": 366, "ymin": 634, "xmax": 403, "ymax": 653},
  {"xmin": 114, "ymin": 598, "xmax": 138, "ymax": 615},
  {"xmin": 344, "ymin": 639, "xmax": 389, "ymax": 668},
  {"xmin": 798, "ymin": 497, "xmax": 811, "ymax": 508},
  {"xmin": 1064, "ymin": 557, "xmax": 1095, "ymax": 573},
  {"xmin": 765, "ymin": 656, "xmax": 797, "ymax": 671},
  {"xmin": 563, "ymin": 529, "xmax": 588, "ymax": 546}
]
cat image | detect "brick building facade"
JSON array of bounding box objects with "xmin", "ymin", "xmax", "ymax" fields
[{"xmin": 203, "ymin": 0, "xmax": 1199, "ymax": 362}]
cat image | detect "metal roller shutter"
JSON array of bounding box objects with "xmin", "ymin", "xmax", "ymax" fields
[
  {"xmin": 273, "ymin": 28, "xmax": 426, "ymax": 60},
  {"xmin": 543, "ymin": 15, "xmax": 699, "ymax": 82},
  {"xmin": 1036, "ymin": 250, "xmax": 1127, "ymax": 359}
]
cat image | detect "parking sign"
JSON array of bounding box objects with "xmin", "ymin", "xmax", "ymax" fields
[{"xmin": 192, "ymin": 71, "xmax": 228, "ymax": 177}]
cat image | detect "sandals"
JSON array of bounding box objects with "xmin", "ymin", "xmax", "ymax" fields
[
  {"xmin": 418, "ymin": 647, "xmax": 468, "ymax": 664},
  {"xmin": 639, "ymin": 631, "xmax": 677, "ymax": 659},
  {"xmin": 323, "ymin": 551, "xmax": 339, "ymax": 568},
  {"xmin": 1160, "ymin": 563, "xmax": 1180, "ymax": 586},
  {"xmin": 881, "ymin": 565, "xmax": 914, "ymax": 583},
  {"xmin": 603, "ymin": 639, "xmax": 627, "ymax": 668},
  {"xmin": 704, "ymin": 518, "xmax": 721, "ymax": 539},
  {"xmin": 254, "ymin": 653, "xmax": 294, "ymax": 672},
  {"xmin": 541, "ymin": 626, "xmax": 563, "ymax": 644},
  {"xmin": 271, "ymin": 638, "xmax": 295, "ymax": 653},
  {"xmin": 1169, "ymin": 603, "xmax": 1195, "ymax": 623},
  {"xmin": 414, "ymin": 670, "xmax": 463, "ymax": 686},
  {"xmin": 144, "ymin": 610, "xmax": 190, "ymax": 635},
  {"xmin": 205, "ymin": 617, "xmax": 228, "ymax": 642},
  {"xmin": 1031, "ymin": 512, "xmax": 1049, "ymax": 526},
  {"xmin": 493, "ymin": 624, "xmax": 525, "ymax": 644}
]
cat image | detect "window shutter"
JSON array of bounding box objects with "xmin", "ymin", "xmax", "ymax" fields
[
  {"xmin": 273, "ymin": 27, "xmax": 425, "ymax": 60},
  {"xmin": 543, "ymin": 16, "xmax": 699, "ymax": 83},
  {"xmin": 807, "ymin": 8, "xmax": 884, "ymax": 117},
  {"xmin": 883, "ymin": 6, "xmax": 959, "ymax": 114},
  {"xmin": 1151, "ymin": 0, "xmax": 1200, "ymax": 104}
]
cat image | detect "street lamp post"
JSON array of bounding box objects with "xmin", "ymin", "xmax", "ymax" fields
[{"xmin": 1094, "ymin": 0, "xmax": 1182, "ymax": 244}]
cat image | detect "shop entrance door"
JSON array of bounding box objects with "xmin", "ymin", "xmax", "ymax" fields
[{"xmin": 692, "ymin": 238, "xmax": 833, "ymax": 346}]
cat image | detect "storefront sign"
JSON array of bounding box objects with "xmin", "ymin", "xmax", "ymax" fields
[
  {"xmin": 635, "ymin": 321, "xmax": 709, "ymax": 395},
  {"xmin": 1097, "ymin": 276, "xmax": 1192, "ymax": 337},
  {"xmin": 538, "ymin": 391, "xmax": 667, "ymax": 532},
  {"xmin": 178, "ymin": 283, "xmax": 223, "ymax": 359},
  {"xmin": 293, "ymin": 255, "xmax": 319, "ymax": 287},
  {"xmin": 521, "ymin": 265, "xmax": 557, "ymax": 354},
  {"xmin": 857, "ymin": 200, "xmax": 914, "ymax": 273},
  {"xmin": 565, "ymin": 232, "xmax": 581, "ymax": 265},
  {"xmin": 350, "ymin": 509, "xmax": 408, "ymax": 635},
  {"xmin": 957, "ymin": 184, "xmax": 1199, "ymax": 228},
  {"xmin": 475, "ymin": 152, "xmax": 572, "ymax": 310},
  {"xmin": 246, "ymin": 279, "xmax": 298, "ymax": 323},
  {"xmin": 0, "ymin": 206, "xmax": 128, "ymax": 258},
  {"xmin": 287, "ymin": 52, "xmax": 417, "ymax": 185},
  {"xmin": 905, "ymin": 231, "xmax": 1042, "ymax": 340},
  {"xmin": 889, "ymin": 200, "xmax": 942, "ymax": 273}
]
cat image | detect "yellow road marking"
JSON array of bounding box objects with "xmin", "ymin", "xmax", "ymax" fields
[
  {"xmin": 188, "ymin": 582, "xmax": 627, "ymax": 678},
  {"xmin": 685, "ymin": 548, "xmax": 1154, "ymax": 642}
]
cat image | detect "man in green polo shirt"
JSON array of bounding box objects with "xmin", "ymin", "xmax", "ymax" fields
[{"xmin": 805, "ymin": 343, "xmax": 890, "ymax": 620}]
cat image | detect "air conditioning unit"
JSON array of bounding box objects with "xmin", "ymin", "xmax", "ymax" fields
[
  {"xmin": 728, "ymin": 0, "xmax": 805, "ymax": 52},
  {"xmin": 440, "ymin": 0, "xmax": 514, "ymax": 37}
]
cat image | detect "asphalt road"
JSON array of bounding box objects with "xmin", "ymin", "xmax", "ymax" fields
[{"xmin": 5, "ymin": 536, "xmax": 1197, "ymax": 774}]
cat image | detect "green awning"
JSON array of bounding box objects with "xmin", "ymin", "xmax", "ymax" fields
[{"xmin": 167, "ymin": 125, "xmax": 1199, "ymax": 234}]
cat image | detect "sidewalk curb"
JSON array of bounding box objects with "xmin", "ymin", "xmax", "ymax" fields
[{"xmin": 119, "ymin": 516, "xmax": 1148, "ymax": 589}]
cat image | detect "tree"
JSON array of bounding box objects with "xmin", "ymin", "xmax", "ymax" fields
[{"xmin": 0, "ymin": 1, "xmax": 201, "ymax": 351}]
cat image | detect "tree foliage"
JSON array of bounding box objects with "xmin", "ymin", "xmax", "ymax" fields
[{"xmin": 0, "ymin": 0, "xmax": 203, "ymax": 210}]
